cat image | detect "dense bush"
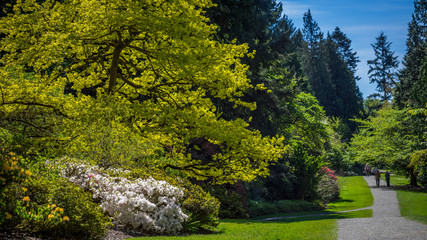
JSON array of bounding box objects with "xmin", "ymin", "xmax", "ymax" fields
[
  {"xmin": 180, "ymin": 182, "xmax": 220, "ymax": 232},
  {"xmin": 316, "ymin": 167, "xmax": 340, "ymax": 204},
  {"xmin": 60, "ymin": 161, "xmax": 188, "ymax": 235},
  {"xmin": 1, "ymin": 159, "xmax": 111, "ymax": 240},
  {"xmin": 248, "ymin": 199, "xmax": 324, "ymax": 217},
  {"xmin": 0, "ymin": 149, "xmax": 31, "ymax": 226},
  {"xmin": 21, "ymin": 176, "xmax": 111, "ymax": 239},
  {"xmin": 97, "ymin": 163, "xmax": 221, "ymax": 232},
  {"xmin": 202, "ymin": 182, "xmax": 249, "ymax": 219}
]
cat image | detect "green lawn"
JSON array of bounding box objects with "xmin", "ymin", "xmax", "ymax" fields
[
  {"xmin": 130, "ymin": 176, "xmax": 373, "ymax": 240},
  {"xmin": 397, "ymin": 190, "xmax": 427, "ymax": 224},
  {"xmin": 389, "ymin": 174, "xmax": 427, "ymax": 225},
  {"xmin": 136, "ymin": 219, "xmax": 337, "ymax": 240},
  {"xmin": 327, "ymin": 176, "xmax": 374, "ymax": 212},
  {"xmin": 389, "ymin": 174, "xmax": 409, "ymax": 186}
]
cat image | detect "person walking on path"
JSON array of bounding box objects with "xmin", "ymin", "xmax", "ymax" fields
[
  {"xmin": 385, "ymin": 171, "xmax": 391, "ymax": 187},
  {"xmin": 375, "ymin": 170, "xmax": 381, "ymax": 187},
  {"xmin": 365, "ymin": 163, "xmax": 371, "ymax": 176}
]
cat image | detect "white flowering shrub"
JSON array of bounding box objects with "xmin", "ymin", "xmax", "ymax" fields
[{"xmin": 59, "ymin": 161, "xmax": 188, "ymax": 235}]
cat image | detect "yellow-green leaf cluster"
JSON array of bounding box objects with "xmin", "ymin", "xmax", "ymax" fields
[{"xmin": 0, "ymin": 0, "xmax": 285, "ymax": 183}]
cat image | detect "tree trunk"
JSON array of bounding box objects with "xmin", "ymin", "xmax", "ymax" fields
[
  {"xmin": 409, "ymin": 171, "xmax": 418, "ymax": 187},
  {"xmin": 108, "ymin": 45, "xmax": 124, "ymax": 95}
]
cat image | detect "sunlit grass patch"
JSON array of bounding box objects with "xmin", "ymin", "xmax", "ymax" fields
[
  {"xmin": 327, "ymin": 176, "xmax": 373, "ymax": 212},
  {"xmin": 131, "ymin": 219, "xmax": 337, "ymax": 240}
]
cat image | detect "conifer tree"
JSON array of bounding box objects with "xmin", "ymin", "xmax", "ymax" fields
[
  {"xmin": 367, "ymin": 32, "xmax": 399, "ymax": 101},
  {"xmin": 395, "ymin": 0, "xmax": 427, "ymax": 108},
  {"xmin": 300, "ymin": 10, "xmax": 334, "ymax": 116},
  {"xmin": 325, "ymin": 33, "xmax": 363, "ymax": 121},
  {"xmin": 331, "ymin": 27, "xmax": 360, "ymax": 74}
]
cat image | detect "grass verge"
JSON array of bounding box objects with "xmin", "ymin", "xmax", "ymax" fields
[
  {"xmin": 131, "ymin": 219, "xmax": 337, "ymax": 240},
  {"xmin": 129, "ymin": 176, "xmax": 373, "ymax": 240},
  {"xmin": 397, "ymin": 190, "xmax": 427, "ymax": 224},
  {"xmin": 389, "ymin": 174, "xmax": 427, "ymax": 225}
]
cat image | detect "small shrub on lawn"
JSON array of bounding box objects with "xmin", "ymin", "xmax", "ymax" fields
[
  {"xmin": 248, "ymin": 199, "xmax": 324, "ymax": 217},
  {"xmin": 100, "ymin": 163, "xmax": 221, "ymax": 233},
  {"xmin": 316, "ymin": 167, "xmax": 340, "ymax": 204}
]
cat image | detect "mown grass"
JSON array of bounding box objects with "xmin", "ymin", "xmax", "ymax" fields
[
  {"xmin": 389, "ymin": 174, "xmax": 427, "ymax": 225},
  {"xmin": 130, "ymin": 176, "xmax": 373, "ymax": 240},
  {"xmin": 136, "ymin": 219, "xmax": 337, "ymax": 240},
  {"xmin": 397, "ymin": 190, "xmax": 427, "ymax": 224},
  {"xmin": 327, "ymin": 176, "xmax": 374, "ymax": 212},
  {"xmin": 389, "ymin": 174, "xmax": 409, "ymax": 186}
]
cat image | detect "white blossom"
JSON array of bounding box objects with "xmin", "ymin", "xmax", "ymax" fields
[{"xmin": 59, "ymin": 161, "xmax": 188, "ymax": 234}]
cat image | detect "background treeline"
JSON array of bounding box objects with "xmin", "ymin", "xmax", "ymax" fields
[
  {"xmin": 203, "ymin": 0, "xmax": 426, "ymax": 218},
  {"xmin": 203, "ymin": 0, "xmax": 364, "ymax": 218}
]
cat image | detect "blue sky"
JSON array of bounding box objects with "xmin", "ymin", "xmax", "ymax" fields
[{"xmin": 278, "ymin": 0, "xmax": 414, "ymax": 98}]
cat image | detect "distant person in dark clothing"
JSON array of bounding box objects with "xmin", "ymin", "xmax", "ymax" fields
[
  {"xmin": 375, "ymin": 170, "xmax": 381, "ymax": 187},
  {"xmin": 385, "ymin": 171, "xmax": 391, "ymax": 187}
]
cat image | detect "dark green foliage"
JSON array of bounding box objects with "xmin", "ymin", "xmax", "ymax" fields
[
  {"xmin": 331, "ymin": 27, "xmax": 360, "ymax": 73},
  {"xmin": 300, "ymin": 10, "xmax": 335, "ymax": 116},
  {"xmin": 326, "ymin": 30, "xmax": 363, "ymax": 122},
  {"xmin": 248, "ymin": 199, "xmax": 323, "ymax": 217},
  {"xmin": 395, "ymin": 0, "xmax": 427, "ymax": 108},
  {"xmin": 367, "ymin": 32, "xmax": 399, "ymax": 101},
  {"xmin": 181, "ymin": 182, "xmax": 220, "ymax": 232},
  {"xmin": 201, "ymin": 182, "xmax": 249, "ymax": 219},
  {"xmin": 299, "ymin": 11, "xmax": 363, "ymax": 126},
  {"xmin": 261, "ymin": 161, "xmax": 295, "ymax": 201},
  {"xmin": 286, "ymin": 145, "xmax": 324, "ymax": 200},
  {"xmin": 207, "ymin": 0, "xmax": 282, "ymax": 70}
]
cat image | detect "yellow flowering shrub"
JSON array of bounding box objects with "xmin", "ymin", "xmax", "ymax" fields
[
  {"xmin": 11, "ymin": 172, "xmax": 111, "ymax": 239},
  {"xmin": 0, "ymin": 147, "xmax": 32, "ymax": 225}
]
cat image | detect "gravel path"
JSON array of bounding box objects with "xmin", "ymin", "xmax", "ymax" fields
[{"xmin": 337, "ymin": 176, "xmax": 427, "ymax": 240}]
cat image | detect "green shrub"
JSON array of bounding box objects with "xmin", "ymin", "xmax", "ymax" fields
[
  {"xmin": 248, "ymin": 199, "xmax": 324, "ymax": 217},
  {"xmin": 2, "ymin": 164, "xmax": 111, "ymax": 240},
  {"xmin": 0, "ymin": 148, "xmax": 32, "ymax": 226},
  {"xmin": 181, "ymin": 182, "xmax": 220, "ymax": 232},
  {"xmin": 316, "ymin": 167, "xmax": 340, "ymax": 204},
  {"xmin": 201, "ymin": 183, "xmax": 249, "ymax": 219}
]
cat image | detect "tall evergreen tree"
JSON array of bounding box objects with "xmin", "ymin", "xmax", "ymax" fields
[
  {"xmin": 206, "ymin": 0, "xmax": 282, "ymax": 71},
  {"xmin": 300, "ymin": 10, "xmax": 335, "ymax": 116},
  {"xmin": 331, "ymin": 27, "xmax": 360, "ymax": 75},
  {"xmin": 367, "ymin": 32, "xmax": 399, "ymax": 101},
  {"xmin": 395, "ymin": 0, "xmax": 427, "ymax": 108},
  {"xmin": 325, "ymin": 33, "xmax": 363, "ymax": 123}
]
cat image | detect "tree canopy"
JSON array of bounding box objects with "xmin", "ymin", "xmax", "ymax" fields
[
  {"xmin": 367, "ymin": 32, "xmax": 399, "ymax": 101},
  {"xmin": 0, "ymin": 0, "xmax": 285, "ymax": 184}
]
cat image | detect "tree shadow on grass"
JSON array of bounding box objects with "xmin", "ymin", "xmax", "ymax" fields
[
  {"xmin": 331, "ymin": 198, "xmax": 354, "ymax": 203},
  {"xmin": 222, "ymin": 209, "xmax": 372, "ymax": 224}
]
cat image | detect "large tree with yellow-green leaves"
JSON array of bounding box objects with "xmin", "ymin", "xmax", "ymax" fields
[{"xmin": 0, "ymin": 0, "xmax": 285, "ymax": 184}]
